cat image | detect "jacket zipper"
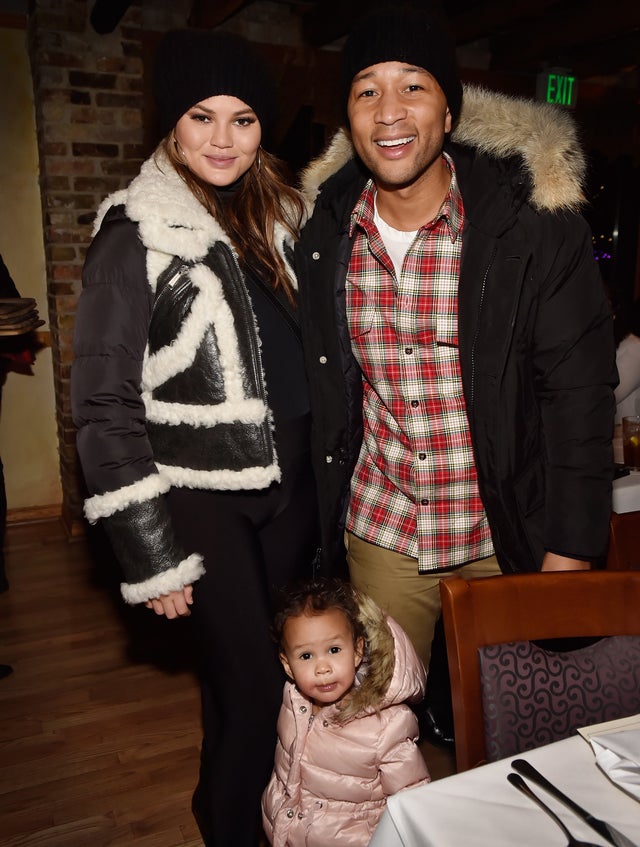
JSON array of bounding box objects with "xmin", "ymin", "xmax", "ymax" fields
[
  {"xmin": 470, "ymin": 247, "xmax": 497, "ymax": 409},
  {"xmin": 153, "ymin": 257, "xmax": 190, "ymax": 308},
  {"xmin": 215, "ymin": 242, "xmax": 274, "ymax": 452}
]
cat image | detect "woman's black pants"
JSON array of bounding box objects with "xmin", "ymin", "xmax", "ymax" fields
[{"xmin": 167, "ymin": 417, "xmax": 318, "ymax": 847}]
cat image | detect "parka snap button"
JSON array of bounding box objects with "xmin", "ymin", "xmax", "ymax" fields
[
  {"xmin": 297, "ymin": 813, "xmax": 304, "ymax": 819},
  {"xmin": 312, "ymin": 251, "xmax": 320, "ymax": 260},
  {"xmin": 325, "ymin": 455, "xmax": 333, "ymax": 463},
  {"xmin": 286, "ymin": 809, "xmax": 294, "ymax": 818},
  {"xmin": 300, "ymin": 705, "xmax": 307, "ymax": 713},
  {"xmin": 323, "ymin": 720, "xmax": 329, "ymax": 727},
  {"xmin": 319, "ymin": 355, "xmax": 327, "ymax": 364}
]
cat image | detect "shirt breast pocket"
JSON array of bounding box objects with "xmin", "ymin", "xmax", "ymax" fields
[{"xmin": 348, "ymin": 306, "xmax": 375, "ymax": 340}]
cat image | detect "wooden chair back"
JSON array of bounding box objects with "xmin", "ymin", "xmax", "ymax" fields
[
  {"xmin": 607, "ymin": 511, "xmax": 640, "ymax": 570},
  {"xmin": 440, "ymin": 570, "xmax": 640, "ymax": 773}
]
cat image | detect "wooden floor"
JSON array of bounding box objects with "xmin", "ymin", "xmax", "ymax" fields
[{"xmin": 0, "ymin": 518, "xmax": 455, "ymax": 846}]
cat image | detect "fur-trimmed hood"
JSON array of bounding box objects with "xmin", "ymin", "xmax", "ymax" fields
[
  {"xmin": 300, "ymin": 84, "xmax": 586, "ymax": 214},
  {"xmin": 335, "ymin": 595, "xmax": 425, "ymax": 723}
]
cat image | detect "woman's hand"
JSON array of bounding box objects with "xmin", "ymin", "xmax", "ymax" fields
[{"xmin": 145, "ymin": 585, "xmax": 194, "ymax": 618}]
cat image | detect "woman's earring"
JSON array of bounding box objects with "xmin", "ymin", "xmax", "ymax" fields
[
  {"xmin": 172, "ymin": 131, "xmax": 184, "ymax": 159},
  {"xmin": 256, "ymin": 147, "xmax": 262, "ymax": 173}
]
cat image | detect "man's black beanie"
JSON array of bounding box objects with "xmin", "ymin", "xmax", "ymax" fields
[
  {"xmin": 153, "ymin": 29, "xmax": 276, "ymax": 141},
  {"xmin": 342, "ymin": 4, "xmax": 463, "ymax": 124}
]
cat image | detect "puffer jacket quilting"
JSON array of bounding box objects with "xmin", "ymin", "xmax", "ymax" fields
[{"xmin": 262, "ymin": 615, "xmax": 429, "ymax": 847}]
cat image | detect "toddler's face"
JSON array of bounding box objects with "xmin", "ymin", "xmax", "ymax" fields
[{"xmin": 280, "ymin": 608, "xmax": 364, "ymax": 711}]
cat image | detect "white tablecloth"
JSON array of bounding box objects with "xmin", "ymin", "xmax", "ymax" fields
[{"xmin": 369, "ymin": 735, "xmax": 640, "ymax": 846}]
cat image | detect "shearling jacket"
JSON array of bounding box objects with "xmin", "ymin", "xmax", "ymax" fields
[
  {"xmin": 262, "ymin": 614, "xmax": 429, "ymax": 847},
  {"xmin": 72, "ymin": 150, "xmax": 297, "ymax": 603},
  {"xmin": 295, "ymin": 85, "xmax": 617, "ymax": 576}
]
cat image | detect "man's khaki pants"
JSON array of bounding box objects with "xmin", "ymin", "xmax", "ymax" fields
[{"xmin": 346, "ymin": 530, "xmax": 502, "ymax": 670}]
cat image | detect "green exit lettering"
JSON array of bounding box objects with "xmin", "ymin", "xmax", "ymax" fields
[{"xmin": 546, "ymin": 73, "xmax": 576, "ymax": 106}]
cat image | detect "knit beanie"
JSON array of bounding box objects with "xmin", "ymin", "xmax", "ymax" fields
[
  {"xmin": 153, "ymin": 29, "xmax": 276, "ymax": 141},
  {"xmin": 342, "ymin": 4, "xmax": 463, "ymax": 124}
]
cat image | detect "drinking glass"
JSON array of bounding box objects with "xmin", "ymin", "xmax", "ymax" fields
[{"xmin": 622, "ymin": 415, "xmax": 640, "ymax": 471}]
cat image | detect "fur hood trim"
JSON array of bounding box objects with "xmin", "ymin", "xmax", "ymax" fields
[
  {"xmin": 301, "ymin": 84, "xmax": 586, "ymax": 213},
  {"xmin": 336, "ymin": 595, "xmax": 426, "ymax": 723}
]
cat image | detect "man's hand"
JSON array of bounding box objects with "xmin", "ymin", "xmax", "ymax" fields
[
  {"xmin": 145, "ymin": 585, "xmax": 194, "ymax": 618},
  {"xmin": 541, "ymin": 552, "xmax": 590, "ymax": 571}
]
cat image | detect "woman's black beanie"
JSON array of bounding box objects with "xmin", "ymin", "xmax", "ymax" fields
[
  {"xmin": 153, "ymin": 29, "xmax": 276, "ymax": 140},
  {"xmin": 342, "ymin": 4, "xmax": 463, "ymax": 124}
]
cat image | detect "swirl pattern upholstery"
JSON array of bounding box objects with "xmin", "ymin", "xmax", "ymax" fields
[{"xmin": 479, "ymin": 635, "xmax": 640, "ymax": 761}]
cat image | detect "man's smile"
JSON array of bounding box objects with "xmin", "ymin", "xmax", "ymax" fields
[{"xmin": 376, "ymin": 136, "xmax": 416, "ymax": 148}]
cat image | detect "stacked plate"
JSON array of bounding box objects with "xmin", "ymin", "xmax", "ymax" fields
[{"xmin": 0, "ymin": 298, "xmax": 45, "ymax": 336}]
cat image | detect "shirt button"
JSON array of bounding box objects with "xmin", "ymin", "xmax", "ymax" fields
[
  {"xmin": 319, "ymin": 355, "xmax": 327, "ymax": 364},
  {"xmin": 411, "ymin": 400, "xmax": 419, "ymax": 408},
  {"xmin": 286, "ymin": 809, "xmax": 294, "ymax": 818},
  {"xmin": 405, "ymin": 347, "xmax": 413, "ymax": 355},
  {"xmin": 312, "ymin": 251, "xmax": 320, "ymax": 260},
  {"xmin": 420, "ymin": 498, "xmax": 429, "ymax": 505},
  {"xmin": 325, "ymin": 455, "xmax": 333, "ymax": 464}
]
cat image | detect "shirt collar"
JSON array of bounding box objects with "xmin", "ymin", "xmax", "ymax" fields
[{"xmin": 349, "ymin": 151, "xmax": 463, "ymax": 243}]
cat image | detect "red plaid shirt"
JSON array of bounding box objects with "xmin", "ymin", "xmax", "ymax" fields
[{"xmin": 345, "ymin": 153, "xmax": 493, "ymax": 571}]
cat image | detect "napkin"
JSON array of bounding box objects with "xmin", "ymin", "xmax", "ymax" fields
[{"xmin": 589, "ymin": 728, "xmax": 640, "ymax": 801}]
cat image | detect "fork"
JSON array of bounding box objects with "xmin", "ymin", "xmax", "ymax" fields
[{"xmin": 507, "ymin": 773, "xmax": 603, "ymax": 847}]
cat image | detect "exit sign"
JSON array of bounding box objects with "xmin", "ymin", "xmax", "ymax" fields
[{"xmin": 536, "ymin": 69, "xmax": 578, "ymax": 108}]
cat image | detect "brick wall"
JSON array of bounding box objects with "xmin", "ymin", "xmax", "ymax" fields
[{"xmin": 28, "ymin": 0, "xmax": 145, "ymax": 534}]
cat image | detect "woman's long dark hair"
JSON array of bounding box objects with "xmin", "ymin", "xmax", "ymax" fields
[{"xmin": 160, "ymin": 135, "xmax": 306, "ymax": 301}]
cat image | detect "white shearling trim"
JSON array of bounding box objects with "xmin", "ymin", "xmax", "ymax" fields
[
  {"xmin": 127, "ymin": 151, "xmax": 231, "ymax": 260},
  {"xmin": 157, "ymin": 462, "xmax": 280, "ymax": 491},
  {"xmin": 274, "ymin": 220, "xmax": 298, "ymax": 291},
  {"xmin": 143, "ymin": 393, "xmax": 268, "ymax": 427},
  {"xmin": 95, "ymin": 148, "xmax": 293, "ymax": 296},
  {"xmin": 146, "ymin": 251, "xmax": 175, "ymax": 295},
  {"xmin": 142, "ymin": 264, "xmax": 248, "ymax": 406},
  {"xmin": 121, "ymin": 553, "xmax": 205, "ymax": 605},
  {"xmin": 84, "ymin": 473, "xmax": 170, "ymax": 523},
  {"xmin": 92, "ymin": 189, "xmax": 128, "ymax": 236}
]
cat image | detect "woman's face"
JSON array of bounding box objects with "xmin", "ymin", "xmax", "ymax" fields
[{"xmin": 174, "ymin": 95, "xmax": 262, "ymax": 187}]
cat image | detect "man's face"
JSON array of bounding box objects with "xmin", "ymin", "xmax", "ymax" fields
[{"xmin": 347, "ymin": 61, "xmax": 452, "ymax": 191}]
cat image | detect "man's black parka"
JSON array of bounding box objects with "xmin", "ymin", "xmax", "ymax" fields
[{"xmin": 295, "ymin": 86, "xmax": 617, "ymax": 576}]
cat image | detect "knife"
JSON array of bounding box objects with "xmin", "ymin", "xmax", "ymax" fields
[{"xmin": 511, "ymin": 758, "xmax": 638, "ymax": 847}]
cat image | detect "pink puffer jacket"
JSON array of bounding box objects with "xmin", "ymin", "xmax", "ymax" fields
[{"xmin": 262, "ymin": 614, "xmax": 429, "ymax": 847}]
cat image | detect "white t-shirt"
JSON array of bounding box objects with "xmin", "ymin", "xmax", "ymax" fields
[{"xmin": 373, "ymin": 200, "xmax": 418, "ymax": 278}]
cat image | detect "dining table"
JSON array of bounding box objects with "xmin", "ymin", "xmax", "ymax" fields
[{"xmin": 368, "ymin": 733, "xmax": 640, "ymax": 846}]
